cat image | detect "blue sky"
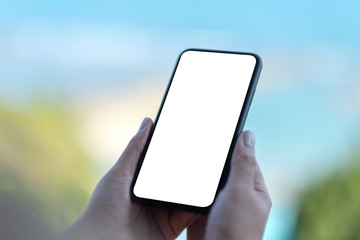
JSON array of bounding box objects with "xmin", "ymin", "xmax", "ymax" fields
[
  {"xmin": 1, "ymin": 1, "xmax": 359, "ymax": 46},
  {"xmin": 1, "ymin": 1, "xmax": 360, "ymax": 239}
]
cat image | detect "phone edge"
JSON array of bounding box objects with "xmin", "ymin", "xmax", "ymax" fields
[{"xmin": 130, "ymin": 49, "xmax": 263, "ymax": 214}]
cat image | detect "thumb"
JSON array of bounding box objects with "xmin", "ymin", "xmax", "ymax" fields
[
  {"xmin": 227, "ymin": 130, "xmax": 257, "ymax": 188},
  {"xmin": 113, "ymin": 117, "xmax": 153, "ymax": 176}
]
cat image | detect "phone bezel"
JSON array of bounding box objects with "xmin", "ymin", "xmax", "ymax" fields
[{"xmin": 130, "ymin": 48, "xmax": 262, "ymax": 214}]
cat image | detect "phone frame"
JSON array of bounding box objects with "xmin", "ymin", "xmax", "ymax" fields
[{"xmin": 130, "ymin": 48, "xmax": 262, "ymax": 214}]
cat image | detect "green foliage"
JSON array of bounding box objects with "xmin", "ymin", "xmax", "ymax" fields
[
  {"xmin": 0, "ymin": 101, "xmax": 96, "ymax": 232},
  {"xmin": 293, "ymin": 153, "xmax": 360, "ymax": 240}
]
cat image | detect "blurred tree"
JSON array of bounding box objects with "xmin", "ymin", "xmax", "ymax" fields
[
  {"xmin": 0, "ymin": 100, "xmax": 96, "ymax": 234},
  {"xmin": 293, "ymin": 153, "xmax": 360, "ymax": 239}
]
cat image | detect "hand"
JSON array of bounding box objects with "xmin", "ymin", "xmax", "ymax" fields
[
  {"xmin": 187, "ymin": 131, "xmax": 272, "ymax": 240},
  {"xmin": 57, "ymin": 118, "xmax": 195, "ymax": 240},
  {"xmin": 57, "ymin": 118, "xmax": 271, "ymax": 240}
]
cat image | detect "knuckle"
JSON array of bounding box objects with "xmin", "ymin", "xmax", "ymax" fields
[
  {"xmin": 240, "ymin": 149, "xmax": 257, "ymax": 167},
  {"xmin": 265, "ymin": 195, "xmax": 273, "ymax": 209},
  {"xmin": 261, "ymin": 193, "xmax": 272, "ymax": 211},
  {"xmin": 128, "ymin": 135, "xmax": 144, "ymax": 154}
]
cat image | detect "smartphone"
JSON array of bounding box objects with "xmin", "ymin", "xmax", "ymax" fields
[{"xmin": 131, "ymin": 49, "xmax": 262, "ymax": 213}]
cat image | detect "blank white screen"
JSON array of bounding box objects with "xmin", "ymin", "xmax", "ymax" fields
[{"xmin": 134, "ymin": 50, "xmax": 256, "ymax": 207}]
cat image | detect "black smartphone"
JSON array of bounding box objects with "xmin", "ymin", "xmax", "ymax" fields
[{"xmin": 131, "ymin": 49, "xmax": 262, "ymax": 213}]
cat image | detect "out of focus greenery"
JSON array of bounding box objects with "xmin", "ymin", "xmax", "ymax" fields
[
  {"xmin": 293, "ymin": 151, "xmax": 360, "ymax": 239},
  {"xmin": 0, "ymin": 100, "xmax": 96, "ymax": 233}
]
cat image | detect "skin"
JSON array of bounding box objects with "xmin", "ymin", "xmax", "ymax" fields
[{"xmin": 57, "ymin": 118, "xmax": 271, "ymax": 240}]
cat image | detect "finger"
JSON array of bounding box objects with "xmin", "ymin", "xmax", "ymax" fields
[
  {"xmin": 227, "ymin": 130, "xmax": 257, "ymax": 187},
  {"xmin": 169, "ymin": 211, "xmax": 196, "ymax": 237},
  {"xmin": 187, "ymin": 215, "xmax": 208, "ymax": 240},
  {"xmin": 114, "ymin": 117, "xmax": 153, "ymax": 176},
  {"xmin": 150, "ymin": 208, "xmax": 196, "ymax": 239},
  {"xmin": 254, "ymin": 160, "xmax": 271, "ymax": 198}
]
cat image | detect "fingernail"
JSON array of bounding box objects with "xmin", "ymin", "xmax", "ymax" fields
[
  {"xmin": 139, "ymin": 118, "xmax": 149, "ymax": 130},
  {"xmin": 244, "ymin": 131, "xmax": 256, "ymax": 148}
]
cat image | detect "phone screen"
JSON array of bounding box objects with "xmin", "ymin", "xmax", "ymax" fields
[{"xmin": 132, "ymin": 50, "xmax": 260, "ymax": 209}]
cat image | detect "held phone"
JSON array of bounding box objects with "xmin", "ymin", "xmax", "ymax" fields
[{"xmin": 131, "ymin": 49, "xmax": 262, "ymax": 213}]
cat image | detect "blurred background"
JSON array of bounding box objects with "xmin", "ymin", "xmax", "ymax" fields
[{"xmin": 0, "ymin": 1, "xmax": 360, "ymax": 239}]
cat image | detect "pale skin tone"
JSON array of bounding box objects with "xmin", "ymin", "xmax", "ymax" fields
[{"xmin": 57, "ymin": 118, "xmax": 271, "ymax": 240}]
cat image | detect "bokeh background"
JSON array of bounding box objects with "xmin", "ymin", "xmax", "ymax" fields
[{"xmin": 1, "ymin": 1, "xmax": 360, "ymax": 239}]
